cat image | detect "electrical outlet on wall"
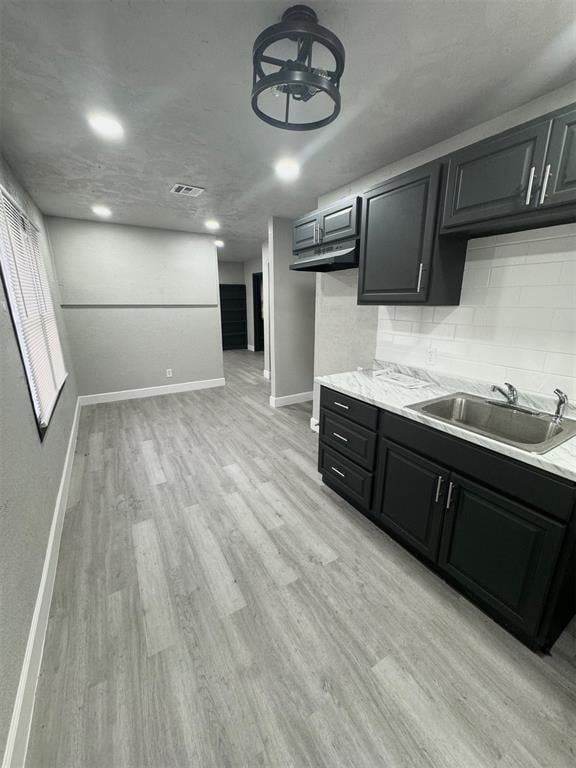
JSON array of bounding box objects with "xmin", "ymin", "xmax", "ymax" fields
[
  {"xmin": 425, "ymin": 342, "xmax": 438, "ymax": 367},
  {"xmin": 166, "ymin": 368, "xmax": 173, "ymax": 378}
]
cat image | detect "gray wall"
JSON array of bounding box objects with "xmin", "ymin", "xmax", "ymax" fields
[
  {"xmin": 313, "ymin": 85, "xmax": 576, "ymax": 419},
  {"xmin": 48, "ymin": 217, "xmax": 223, "ymax": 396},
  {"xmin": 268, "ymin": 217, "xmax": 315, "ymax": 400},
  {"xmin": 218, "ymin": 261, "xmax": 244, "ymax": 284},
  {"xmin": 0, "ymin": 157, "xmax": 78, "ymax": 761},
  {"xmin": 243, "ymin": 255, "xmax": 262, "ymax": 349}
]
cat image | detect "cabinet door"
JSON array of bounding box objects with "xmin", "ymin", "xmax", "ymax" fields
[
  {"xmin": 293, "ymin": 213, "xmax": 318, "ymax": 251},
  {"xmin": 376, "ymin": 441, "xmax": 448, "ymax": 561},
  {"xmin": 439, "ymin": 475, "xmax": 565, "ymax": 635},
  {"xmin": 318, "ymin": 197, "xmax": 360, "ymax": 245},
  {"xmin": 358, "ymin": 162, "xmax": 441, "ymax": 304},
  {"xmin": 539, "ymin": 108, "xmax": 576, "ymax": 209},
  {"xmin": 442, "ymin": 121, "xmax": 551, "ymax": 228}
]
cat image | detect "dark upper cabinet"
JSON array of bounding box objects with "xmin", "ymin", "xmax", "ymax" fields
[
  {"xmin": 439, "ymin": 475, "xmax": 565, "ymax": 635},
  {"xmin": 442, "ymin": 104, "xmax": 576, "ymax": 232},
  {"xmin": 442, "ymin": 121, "xmax": 551, "ymax": 228},
  {"xmin": 358, "ymin": 162, "xmax": 443, "ymax": 304},
  {"xmin": 540, "ymin": 107, "xmax": 576, "ymax": 209},
  {"xmin": 293, "ymin": 213, "xmax": 318, "ymax": 251},
  {"xmin": 317, "ymin": 197, "xmax": 360, "ymax": 245},
  {"xmin": 292, "ymin": 196, "xmax": 360, "ymax": 252},
  {"xmin": 376, "ymin": 440, "xmax": 448, "ymax": 562}
]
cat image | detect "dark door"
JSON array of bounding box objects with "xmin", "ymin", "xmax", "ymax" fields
[
  {"xmin": 439, "ymin": 475, "xmax": 565, "ymax": 635},
  {"xmin": 376, "ymin": 440, "xmax": 448, "ymax": 561},
  {"xmin": 442, "ymin": 120, "xmax": 551, "ymax": 228},
  {"xmin": 219, "ymin": 284, "xmax": 247, "ymax": 350},
  {"xmin": 539, "ymin": 107, "xmax": 576, "ymax": 209},
  {"xmin": 358, "ymin": 162, "xmax": 441, "ymax": 304},
  {"xmin": 252, "ymin": 272, "xmax": 264, "ymax": 352},
  {"xmin": 293, "ymin": 213, "xmax": 318, "ymax": 251},
  {"xmin": 318, "ymin": 197, "xmax": 360, "ymax": 245}
]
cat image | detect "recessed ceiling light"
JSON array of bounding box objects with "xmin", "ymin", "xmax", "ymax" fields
[
  {"xmin": 87, "ymin": 111, "xmax": 124, "ymax": 141},
  {"xmin": 274, "ymin": 157, "xmax": 300, "ymax": 181},
  {"xmin": 204, "ymin": 219, "xmax": 220, "ymax": 231},
  {"xmin": 91, "ymin": 204, "xmax": 112, "ymax": 218},
  {"xmin": 214, "ymin": 239, "xmax": 225, "ymax": 248}
]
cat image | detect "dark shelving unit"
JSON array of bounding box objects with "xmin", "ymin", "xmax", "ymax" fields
[{"xmin": 219, "ymin": 284, "xmax": 247, "ymax": 350}]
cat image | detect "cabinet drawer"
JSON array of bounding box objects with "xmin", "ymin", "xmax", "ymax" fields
[
  {"xmin": 320, "ymin": 409, "xmax": 377, "ymax": 470},
  {"xmin": 320, "ymin": 387, "xmax": 379, "ymax": 431},
  {"xmin": 319, "ymin": 444, "xmax": 373, "ymax": 511}
]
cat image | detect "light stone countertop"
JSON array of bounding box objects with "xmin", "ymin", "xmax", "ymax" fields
[{"xmin": 315, "ymin": 362, "xmax": 576, "ymax": 483}]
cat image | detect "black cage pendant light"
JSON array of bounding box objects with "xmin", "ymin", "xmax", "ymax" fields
[{"xmin": 251, "ymin": 5, "xmax": 345, "ymax": 131}]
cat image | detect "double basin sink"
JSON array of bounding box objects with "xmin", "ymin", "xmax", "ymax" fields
[{"xmin": 409, "ymin": 392, "xmax": 576, "ymax": 454}]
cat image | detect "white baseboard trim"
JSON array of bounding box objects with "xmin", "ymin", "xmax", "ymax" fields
[
  {"xmin": 2, "ymin": 399, "xmax": 81, "ymax": 768},
  {"xmin": 310, "ymin": 417, "xmax": 319, "ymax": 432},
  {"xmin": 269, "ymin": 391, "xmax": 313, "ymax": 408},
  {"xmin": 247, "ymin": 344, "xmax": 255, "ymax": 352},
  {"xmin": 263, "ymin": 369, "xmax": 270, "ymax": 380},
  {"xmin": 78, "ymin": 377, "xmax": 226, "ymax": 405}
]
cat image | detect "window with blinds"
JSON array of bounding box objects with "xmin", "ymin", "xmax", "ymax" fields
[{"xmin": 0, "ymin": 188, "xmax": 67, "ymax": 436}]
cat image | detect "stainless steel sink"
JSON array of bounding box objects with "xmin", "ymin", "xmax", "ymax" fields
[{"xmin": 408, "ymin": 392, "xmax": 576, "ymax": 453}]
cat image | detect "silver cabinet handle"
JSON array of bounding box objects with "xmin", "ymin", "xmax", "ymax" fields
[
  {"xmin": 539, "ymin": 164, "xmax": 552, "ymax": 205},
  {"xmin": 333, "ymin": 401, "xmax": 349, "ymax": 410},
  {"xmin": 525, "ymin": 166, "xmax": 536, "ymax": 205},
  {"xmin": 331, "ymin": 466, "xmax": 345, "ymax": 478},
  {"xmin": 313, "ymin": 221, "xmax": 318, "ymax": 244},
  {"xmin": 333, "ymin": 432, "xmax": 348, "ymax": 442},
  {"xmin": 416, "ymin": 262, "xmax": 424, "ymax": 292},
  {"xmin": 446, "ymin": 481, "xmax": 455, "ymax": 509},
  {"xmin": 318, "ymin": 226, "xmax": 324, "ymax": 242},
  {"xmin": 434, "ymin": 475, "xmax": 444, "ymax": 504}
]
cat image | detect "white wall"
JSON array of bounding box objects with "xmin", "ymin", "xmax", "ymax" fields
[
  {"xmin": 269, "ymin": 217, "xmax": 316, "ymax": 403},
  {"xmin": 262, "ymin": 242, "xmax": 271, "ymax": 376},
  {"xmin": 377, "ymin": 224, "xmax": 576, "ymax": 399},
  {"xmin": 313, "ymin": 85, "xmax": 576, "ymax": 416},
  {"xmin": 218, "ymin": 261, "xmax": 244, "ymax": 284},
  {"xmin": 244, "ymin": 255, "xmax": 262, "ymax": 350},
  {"xmin": 48, "ymin": 217, "xmax": 224, "ymax": 396},
  {"xmin": 0, "ymin": 158, "xmax": 78, "ymax": 762}
]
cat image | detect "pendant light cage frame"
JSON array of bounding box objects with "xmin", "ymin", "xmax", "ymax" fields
[{"xmin": 251, "ymin": 5, "xmax": 345, "ymax": 131}]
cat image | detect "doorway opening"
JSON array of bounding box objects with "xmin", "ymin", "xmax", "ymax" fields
[{"xmin": 252, "ymin": 271, "xmax": 264, "ymax": 352}]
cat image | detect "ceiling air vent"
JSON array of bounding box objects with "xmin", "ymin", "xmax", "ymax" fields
[{"xmin": 170, "ymin": 183, "xmax": 205, "ymax": 198}]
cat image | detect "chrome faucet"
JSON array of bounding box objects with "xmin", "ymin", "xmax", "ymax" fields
[
  {"xmin": 553, "ymin": 389, "xmax": 568, "ymax": 423},
  {"xmin": 491, "ymin": 382, "xmax": 518, "ymax": 406}
]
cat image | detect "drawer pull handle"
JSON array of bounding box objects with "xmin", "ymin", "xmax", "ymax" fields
[
  {"xmin": 434, "ymin": 475, "xmax": 444, "ymax": 503},
  {"xmin": 333, "ymin": 432, "xmax": 348, "ymax": 442},
  {"xmin": 333, "ymin": 401, "xmax": 349, "ymax": 410},
  {"xmin": 525, "ymin": 165, "xmax": 536, "ymax": 205},
  {"xmin": 331, "ymin": 466, "xmax": 345, "ymax": 478},
  {"xmin": 446, "ymin": 481, "xmax": 455, "ymax": 509},
  {"xmin": 539, "ymin": 164, "xmax": 552, "ymax": 205}
]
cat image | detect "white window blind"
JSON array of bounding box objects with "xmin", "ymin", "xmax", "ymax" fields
[{"xmin": 0, "ymin": 189, "xmax": 67, "ymax": 433}]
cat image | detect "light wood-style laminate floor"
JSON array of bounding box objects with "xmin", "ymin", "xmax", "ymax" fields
[{"xmin": 27, "ymin": 351, "xmax": 576, "ymax": 767}]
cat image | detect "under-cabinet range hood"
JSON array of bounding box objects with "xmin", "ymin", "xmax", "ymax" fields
[{"xmin": 289, "ymin": 239, "xmax": 359, "ymax": 272}]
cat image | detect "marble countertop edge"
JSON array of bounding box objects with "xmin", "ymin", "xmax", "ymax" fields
[{"xmin": 315, "ymin": 366, "xmax": 576, "ymax": 484}]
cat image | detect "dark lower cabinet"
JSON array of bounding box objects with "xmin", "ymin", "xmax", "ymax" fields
[
  {"xmin": 439, "ymin": 475, "xmax": 565, "ymax": 635},
  {"xmin": 376, "ymin": 441, "xmax": 447, "ymax": 562},
  {"xmin": 317, "ymin": 385, "xmax": 576, "ymax": 650}
]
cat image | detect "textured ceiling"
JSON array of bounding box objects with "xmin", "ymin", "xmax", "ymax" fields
[{"xmin": 1, "ymin": 0, "xmax": 576, "ymax": 262}]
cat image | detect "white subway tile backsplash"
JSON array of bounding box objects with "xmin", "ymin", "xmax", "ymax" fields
[
  {"xmin": 375, "ymin": 225, "xmax": 576, "ymax": 399},
  {"xmin": 489, "ymin": 262, "xmax": 564, "ymax": 287}
]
